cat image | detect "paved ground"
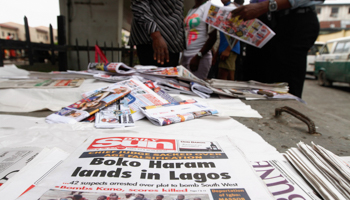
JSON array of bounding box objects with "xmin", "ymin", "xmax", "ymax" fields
[
  {"xmin": 303, "ymin": 77, "xmax": 350, "ymax": 121},
  {"xmin": 233, "ymin": 77, "xmax": 350, "ymax": 156}
]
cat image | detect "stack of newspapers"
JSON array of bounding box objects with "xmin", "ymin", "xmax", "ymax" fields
[{"xmin": 285, "ymin": 142, "xmax": 350, "ymax": 199}]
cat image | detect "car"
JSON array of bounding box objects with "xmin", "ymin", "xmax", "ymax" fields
[
  {"xmin": 306, "ymin": 41, "xmax": 325, "ymax": 74},
  {"xmin": 314, "ymin": 36, "xmax": 350, "ymax": 86}
]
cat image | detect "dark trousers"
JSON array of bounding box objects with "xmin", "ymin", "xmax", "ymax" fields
[
  {"xmin": 242, "ymin": 9, "xmax": 320, "ymax": 98},
  {"xmin": 136, "ymin": 44, "xmax": 180, "ymax": 67}
]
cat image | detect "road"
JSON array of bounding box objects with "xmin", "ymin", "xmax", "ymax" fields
[{"xmin": 302, "ymin": 77, "xmax": 350, "ymax": 121}]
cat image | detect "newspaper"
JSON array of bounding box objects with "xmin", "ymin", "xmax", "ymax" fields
[
  {"xmin": 140, "ymin": 101, "xmax": 218, "ymax": 126},
  {"xmin": 251, "ymin": 159, "xmax": 321, "ymax": 200},
  {"xmin": 158, "ymin": 81, "xmax": 195, "ymax": 96},
  {"xmin": 93, "ymin": 74, "xmax": 132, "ymax": 83},
  {"xmin": 83, "ymin": 79, "xmax": 170, "ymax": 121},
  {"xmin": 202, "ymin": 2, "xmax": 275, "ymax": 48},
  {"xmin": 285, "ymin": 142, "xmax": 350, "ymax": 200},
  {"xmin": 0, "ymin": 147, "xmax": 69, "ymax": 200},
  {"xmin": 95, "ymin": 100, "xmax": 135, "ymax": 129},
  {"xmin": 250, "ymin": 89, "xmax": 306, "ymax": 103},
  {"xmin": 46, "ymin": 85, "xmax": 131, "ymax": 124},
  {"xmin": 191, "ymin": 82, "xmax": 213, "ymax": 99},
  {"xmin": 0, "ymin": 147, "xmax": 42, "ymax": 187},
  {"xmin": 207, "ymin": 79, "xmax": 289, "ymax": 94},
  {"xmin": 88, "ymin": 62, "xmax": 137, "ymax": 75},
  {"xmin": 0, "ymin": 79, "xmax": 84, "ymax": 89},
  {"xmin": 142, "ymin": 66, "xmax": 206, "ymax": 85},
  {"xmin": 140, "ymin": 79, "xmax": 180, "ymax": 105},
  {"xmin": 17, "ymin": 134, "xmax": 274, "ymax": 200}
]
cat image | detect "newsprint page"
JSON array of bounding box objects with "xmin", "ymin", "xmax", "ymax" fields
[{"xmin": 18, "ymin": 134, "xmax": 274, "ymax": 200}]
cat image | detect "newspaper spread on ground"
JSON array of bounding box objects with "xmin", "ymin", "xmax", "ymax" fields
[
  {"xmin": 0, "ymin": 79, "xmax": 84, "ymax": 89},
  {"xmin": 251, "ymin": 159, "xmax": 321, "ymax": 200},
  {"xmin": 202, "ymin": 2, "xmax": 275, "ymax": 48},
  {"xmin": 0, "ymin": 147, "xmax": 42, "ymax": 187},
  {"xmin": 285, "ymin": 142, "xmax": 350, "ymax": 200},
  {"xmin": 17, "ymin": 134, "xmax": 275, "ymax": 200},
  {"xmin": 46, "ymin": 85, "xmax": 131, "ymax": 124},
  {"xmin": 95, "ymin": 100, "xmax": 135, "ymax": 129},
  {"xmin": 0, "ymin": 147, "xmax": 69, "ymax": 200},
  {"xmin": 140, "ymin": 101, "xmax": 218, "ymax": 126}
]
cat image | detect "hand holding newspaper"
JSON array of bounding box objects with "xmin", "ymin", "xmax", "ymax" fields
[{"xmin": 202, "ymin": 1, "xmax": 275, "ymax": 48}]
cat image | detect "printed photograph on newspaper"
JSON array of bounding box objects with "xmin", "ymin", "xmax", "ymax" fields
[
  {"xmin": 203, "ymin": 2, "xmax": 275, "ymax": 48},
  {"xmin": 22, "ymin": 135, "xmax": 274, "ymax": 200},
  {"xmin": 46, "ymin": 85, "xmax": 131, "ymax": 124}
]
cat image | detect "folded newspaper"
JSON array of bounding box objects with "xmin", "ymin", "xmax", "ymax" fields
[
  {"xmin": 46, "ymin": 85, "xmax": 131, "ymax": 124},
  {"xmin": 17, "ymin": 134, "xmax": 274, "ymax": 200},
  {"xmin": 285, "ymin": 142, "xmax": 350, "ymax": 200},
  {"xmin": 251, "ymin": 159, "xmax": 321, "ymax": 200},
  {"xmin": 202, "ymin": 2, "xmax": 275, "ymax": 48},
  {"xmin": 140, "ymin": 100, "xmax": 218, "ymax": 126},
  {"xmin": 207, "ymin": 79, "xmax": 289, "ymax": 94},
  {"xmin": 88, "ymin": 62, "xmax": 137, "ymax": 75},
  {"xmin": 191, "ymin": 82, "xmax": 213, "ymax": 99}
]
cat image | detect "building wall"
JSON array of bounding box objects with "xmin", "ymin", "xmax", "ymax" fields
[
  {"xmin": 316, "ymin": 4, "xmax": 350, "ymax": 28},
  {"xmin": 0, "ymin": 22, "xmax": 57, "ymax": 43},
  {"xmin": 59, "ymin": 0, "xmax": 126, "ymax": 70}
]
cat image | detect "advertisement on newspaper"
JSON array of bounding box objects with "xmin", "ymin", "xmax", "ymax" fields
[
  {"xmin": 203, "ymin": 2, "xmax": 275, "ymax": 48},
  {"xmin": 20, "ymin": 135, "xmax": 274, "ymax": 200}
]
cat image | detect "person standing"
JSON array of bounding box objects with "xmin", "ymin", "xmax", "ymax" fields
[
  {"xmin": 129, "ymin": 0, "xmax": 186, "ymax": 67},
  {"xmin": 181, "ymin": 0, "xmax": 217, "ymax": 80},
  {"xmin": 215, "ymin": 0, "xmax": 244, "ymax": 80},
  {"xmin": 231, "ymin": 0, "xmax": 323, "ymax": 98}
]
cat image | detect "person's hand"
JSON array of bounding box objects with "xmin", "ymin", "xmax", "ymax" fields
[
  {"xmin": 190, "ymin": 55, "xmax": 201, "ymax": 72},
  {"xmin": 150, "ymin": 31, "xmax": 169, "ymax": 65},
  {"xmin": 220, "ymin": 49, "xmax": 230, "ymax": 61},
  {"xmin": 231, "ymin": 2, "xmax": 268, "ymax": 21}
]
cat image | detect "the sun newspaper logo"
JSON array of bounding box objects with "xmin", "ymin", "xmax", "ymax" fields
[{"xmin": 87, "ymin": 137, "xmax": 177, "ymax": 151}]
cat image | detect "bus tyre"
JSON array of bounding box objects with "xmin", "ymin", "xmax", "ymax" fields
[{"xmin": 317, "ymin": 71, "xmax": 332, "ymax": 86}]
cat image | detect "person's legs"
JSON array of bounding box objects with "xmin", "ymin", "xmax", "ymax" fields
[
  {"xmin": 243, "ymin": 10, "xmax": 319, "ymax": 98},
  {"xmin": 218, "ymin": 52, "xmax": 237, "ymax": 80},
  {"xmin": 217, "ymin": 67, "xmax": 229, "ymax": 80}
]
